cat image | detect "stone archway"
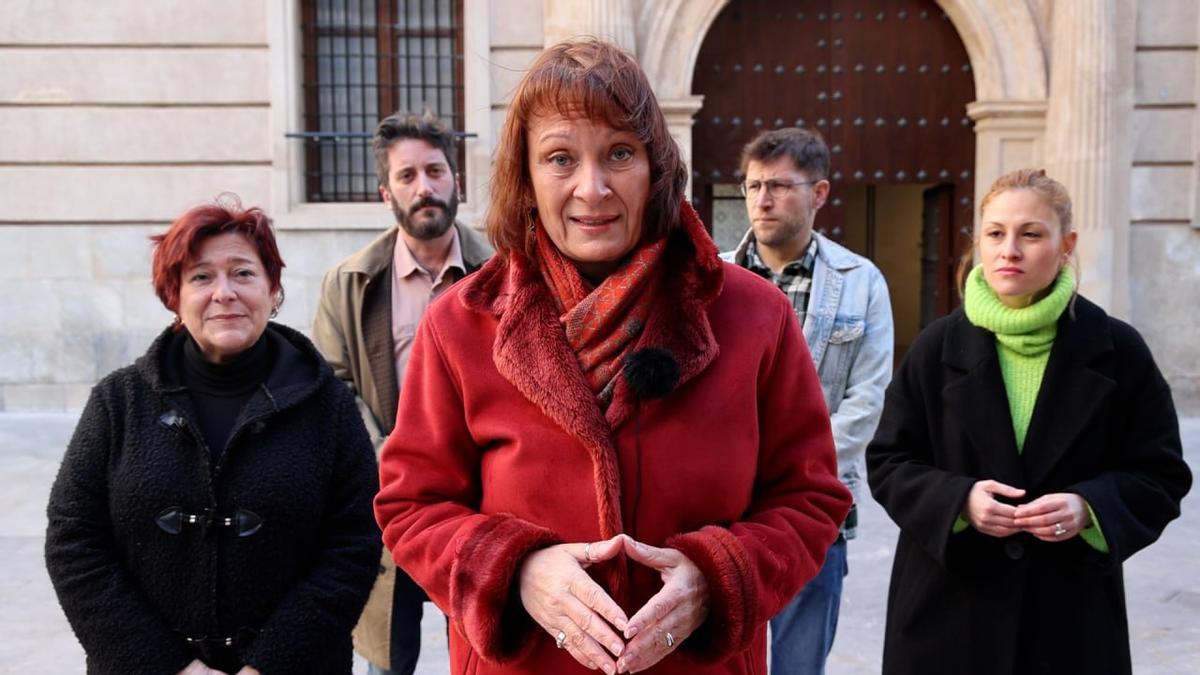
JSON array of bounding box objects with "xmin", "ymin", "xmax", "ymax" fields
[
  {"xmin": 636, "ymin": 0, "xmax": 728, "ymax": 195},
  {"xmin": 935, "ymin": 0, "xmax": 1049, "ymax": 222},
  {"xmin": 636, "ymin": 0, "xmax": 1051, "ymax": 208},
  {"xmin": 636, "ymin": 0, "xmax": 1121, "ymax": 311}
]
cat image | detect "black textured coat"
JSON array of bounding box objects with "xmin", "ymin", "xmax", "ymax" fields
[
  {"xmin": 46, "ymin": 323, "xmax": 382, "ymax": 674},
  {"xmin": 867, "ymin": 296, "xmax": 1192, "ymax": 675}
]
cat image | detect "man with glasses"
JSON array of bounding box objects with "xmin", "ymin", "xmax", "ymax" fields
[{"xmin": 722, "ymin": 127, "xmax": 894, "ymax": 675}]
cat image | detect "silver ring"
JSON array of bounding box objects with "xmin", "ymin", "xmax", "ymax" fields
[
  {"xmin": 1053, "ymin": 522, "xmax": 1067, "ymax": 536},
  {"xmin": 584, "ymin": 542, "xmax": 593, "ymax": 562},
  {"xmin": 555, "ymin": 630, "xmax": 567, "ymax": 649},
  {"xmin": 665, "ymin": 632, "xmax": 675, "ymax": 649}
]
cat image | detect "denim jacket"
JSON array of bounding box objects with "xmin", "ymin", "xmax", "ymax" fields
[{"xmin": 724, "ymin": 232, "xmax": 894, "ymax": 535}]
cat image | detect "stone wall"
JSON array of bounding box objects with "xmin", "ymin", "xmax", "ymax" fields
[
  {"xmin": 1129, "ymin": 0, "xmax": 1200, "ymax": 413},
  {"xmin": 0, "ymin": 0, "xmax": 272, "ymax": 409}
]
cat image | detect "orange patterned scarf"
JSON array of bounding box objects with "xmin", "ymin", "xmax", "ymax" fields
[{"xmin": 535, "ymin": 223, "xmax": 667, "ymax": 404}]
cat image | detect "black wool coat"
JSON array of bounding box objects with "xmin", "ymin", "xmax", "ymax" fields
[
  {"xmin": 867, "ymin": 296, "xmax": 1191, "ymax": 675},
  {"xmin": 46, "ymin": 323, "xmax": 382, "ymax": 674}
]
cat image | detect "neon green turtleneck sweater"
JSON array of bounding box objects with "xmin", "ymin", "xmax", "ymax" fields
[
  {"xmin": 964, "ymin": 264, "xmax": 1073, "ymax": 451},
  {"xmin": 957, "ymin": 265, "xmax": 1107, "ymax": 552}
]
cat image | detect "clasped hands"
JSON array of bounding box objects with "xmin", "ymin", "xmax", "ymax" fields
[
  {"xmin": 518, "ymin": 534, "xmax": 709, "ymax": 674},
  {"xmin": 962, "ymin": 479, "xmax": 1091, "ymax": 541}
]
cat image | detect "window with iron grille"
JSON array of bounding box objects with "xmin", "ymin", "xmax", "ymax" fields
[{"xmin": 298, "ymin": 0, "xmax": 465, "ymax": 203}]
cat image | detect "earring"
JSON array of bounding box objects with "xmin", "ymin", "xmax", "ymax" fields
[{"xmin": 172, "ymin": 314, "xmax": 181, "ymax": 325}]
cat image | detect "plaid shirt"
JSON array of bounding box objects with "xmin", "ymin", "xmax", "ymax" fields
[
  {"xmin": 743, "ymin": 235, "xmax": 860, "ymax": 539},
  {"xmin": 744, "ymin": 236, "xmax": 820, "ymax": 328}
]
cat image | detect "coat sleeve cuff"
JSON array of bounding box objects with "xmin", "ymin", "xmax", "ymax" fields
[
  {"xmin": 664, "ymin": 526, "xmax": 755, "ymax": 663},
  {"xmin": 450, "ymin": 514, "xmax": 561, "ymax": 664}
]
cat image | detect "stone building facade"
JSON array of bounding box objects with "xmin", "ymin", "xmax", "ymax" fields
[{"xmin": 1, "ymin": 0, "xmax": 1197, "ymax": 412}]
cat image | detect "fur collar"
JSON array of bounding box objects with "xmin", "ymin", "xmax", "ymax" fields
[{"xmin": 459, "ymin": 201, "xmax": 723, "ymax": 538}]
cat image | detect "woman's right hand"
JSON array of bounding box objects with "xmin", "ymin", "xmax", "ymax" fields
[
  {"xmin": 177, "ymin": 659, "xmax": 228, "ymax": 675},
  {"xmin": 961, "ymin": 480, "xmax": 1026, "ymax": 537},
  {"xmin": 518, "ymin": 536, "xmax": 629, "ymax": 674}
]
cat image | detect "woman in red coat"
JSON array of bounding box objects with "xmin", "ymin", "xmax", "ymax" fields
[{"xmin": 374, "ymin": 39, "xmax": 851, "ymax": 675}]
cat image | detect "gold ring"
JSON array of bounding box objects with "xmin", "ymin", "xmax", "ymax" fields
[{"xmin": 584, "ymin": 542, "xmax": 593, "ymax": 562}]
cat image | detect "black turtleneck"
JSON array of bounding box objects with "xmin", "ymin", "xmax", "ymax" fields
[{"xmin": 181, "ymin": 333, "xmax": 272, "ymax": 463}]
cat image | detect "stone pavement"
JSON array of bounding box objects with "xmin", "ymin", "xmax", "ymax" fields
[{"xmin": 2, "ymin": 414, "xmax": 1196, "ymax": 674}]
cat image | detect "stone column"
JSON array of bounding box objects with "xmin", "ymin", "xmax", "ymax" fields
[
  {"xmin": 543, "ymin": 0, "xmax": 636, "ymax": 51},
  {"xmin": 967, "ymin": 99, "xmax": 1049, "ymax": 223},
  {"xmin": 659, "ymin": 96, "xmax": 706, "ymax": 199},
  {"xmin": 1041, "ymin": 0, "xmax": 1132, "ymax": 316}
]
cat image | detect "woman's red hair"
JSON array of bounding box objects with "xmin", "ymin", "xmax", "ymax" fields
[
  {"xmin": 150, "ymin": 196, "xmax": 285, "ymax": 319},
  {"xmin": 485, "ymin": 38, "xmax": 689, "ymax": 262}
]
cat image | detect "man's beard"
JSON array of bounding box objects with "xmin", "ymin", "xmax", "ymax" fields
[{"xmin": 393, "ymin": 191, "xmax": 459, "ymax": 240}]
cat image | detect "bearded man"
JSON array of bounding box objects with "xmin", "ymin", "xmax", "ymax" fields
[{"xmin": 312, "ymin": 110, "xmax": 492, "ymax": 675}]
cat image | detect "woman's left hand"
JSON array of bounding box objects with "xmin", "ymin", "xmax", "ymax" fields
[
  {"xmin": 1013, "ymin": 492, "xmax": 1092, "ymax": 542},
  {"xmin": 616, "ymin": 536, "xmax": 709, "ymax": 674}
]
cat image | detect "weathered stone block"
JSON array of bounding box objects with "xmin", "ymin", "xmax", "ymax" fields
[
  {"xmin": 27, "ymin": 229, "xmax": 93, "ymax": 279},
  {"xmin": 90, "ymin": 226, "xmax": 158, "ymax": 280},
  {"xmin": 47, "ymin": 332, "xmax": 102, "ymax": 383},
  {"xmin": 0, "ymin": 338, "xmax": 35, "ymax": 383},
  {"xmin": 1137, "ymin": 0, "xmax": 1199, "ymax": 47},
  {"xmin": 1130, "ymin": 166, "xmax": 1196, "ymax": 221},
  {"xmin": 0, "ymin": 166, "xmax": 271, "ymax": 222},
  {"xmin": 1134, "ymin": 52, "xmax": 1197, "ymax": 105},
  {"xmin": 0, "ymin": 0, "xmax": 266, "ymax": 44},
  {"xmin": 491, "ymin": 0, "xmax": 544, "ymax": 47},
  {"xmin": 0, "ymin": 107, "xmax": 270, "ymax": 163},
  {"xmin": 489, "ymin": 48, "xmax": 540, "ymax": 105},
  {"xmin": 1129, "ymin": 224, "xmax": 1200, "ymax": 413},
  {"xmin": 59, "ymin": 280, "xmax": 123, "ymax": 331},
  {"xmin": 0, "ymin": 281, "xmax": 62, "ymax": 330},
  {"xmin": 0, "ymin": 384, "xmax": 68, "ymax": 411},
  {"xmin": 1133, "ymin": 109, "xmax": 1196, "ymax": 162},
  {"xmin": 0, "ymin": 229, "xmax": 30, "ymax": 278},
  {"xmin": 0, "ymin": 49, "xmax": 268, "ymax": 105}
]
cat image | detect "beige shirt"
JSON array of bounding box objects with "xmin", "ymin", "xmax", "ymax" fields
[{"xmin": 390, "ymin": 229, "xmax": 465, "ymax": 389}]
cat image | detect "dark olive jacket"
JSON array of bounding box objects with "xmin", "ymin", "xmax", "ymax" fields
[
  {"xmin": 867, "ymin": 296, "xmax": 1191, "ymax": 675},
  {"xmin": 46, "ymin": 323, "xmax": 381, "ymax": 674}
]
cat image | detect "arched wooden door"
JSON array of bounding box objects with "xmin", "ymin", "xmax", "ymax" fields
[{"xmin": 692, "ymin": 0, "xmax": 976, "ymax": 331}]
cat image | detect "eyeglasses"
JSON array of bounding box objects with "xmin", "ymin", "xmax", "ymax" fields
[{"xmin": 739, "ymin": 179, "xmax": 820, "ymax": 199}]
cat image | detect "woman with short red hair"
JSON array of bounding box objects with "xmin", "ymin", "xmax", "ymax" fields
[{"xmin": 45, "ymin": 197, "xmax": 381, "ymax": 674}]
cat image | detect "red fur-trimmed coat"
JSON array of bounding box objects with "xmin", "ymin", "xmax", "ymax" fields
[{"xmin": 375, "ymin": 207, "xmax": 851, "ymax": 674}]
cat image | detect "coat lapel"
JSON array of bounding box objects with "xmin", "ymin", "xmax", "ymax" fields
[
  {"xmin": 363, "ymin": 273, "xmax": 399, "ymax": 433},
  {"xmin": 1020, "ymin": 299, "xmax": 1116, "ymax": 487},
  {"xmin": 941, "ymin": 313, "xmax": 1027, "ymax": 488},
  {"xmin": 473, "ymin": 256, "xmax": 626, "ymax": 540}
]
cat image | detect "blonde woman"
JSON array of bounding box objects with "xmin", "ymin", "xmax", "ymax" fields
[{"xmin": 867, "ymin": 169, "xmax": 1192, "ymax": 675}]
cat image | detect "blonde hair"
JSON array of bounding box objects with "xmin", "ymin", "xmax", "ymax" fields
[
  {"xmin": 956, "ymin": 168, "xmax": 1076, "ymax": 295},
  {"xmin": 980, "ymin": 168, "xmax": 1072, "ymax": 234}
]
